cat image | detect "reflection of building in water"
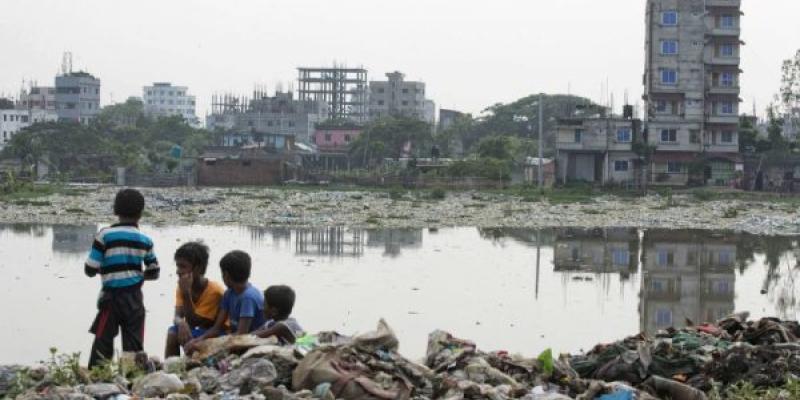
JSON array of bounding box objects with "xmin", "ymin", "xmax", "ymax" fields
[
  {"xmin": 640, "ymin": 230, "xmax": 736, "ymax": 334},
  {"xmin": 52, "ymin": 225, "xmax": 97, "ymax": 253},
  {"xmin": 477, "ymin": 228, "xmax": 556, "ymax": 247},
  {"xmin": 0, "ymin": 223, "xmax": 48, "ymax": 237},
  {"xmin": 248, "ymin": 226, "xmax": 292, "ymax": 244},
  {"xmin": 295, "ymin": 227, "xmax": 364, "ymax": 257},
  {"xmin": 554, "ymin": 228, "xmax": 639, "ymax": 277},
  {"xmin": 366, "ymin": 229, "xmax": 423, "ymax": 257}
]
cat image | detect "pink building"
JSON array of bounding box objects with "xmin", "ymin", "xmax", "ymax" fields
[{"xmin": 314, "ymin": 128, "xmax": 362, "ymax": 152}]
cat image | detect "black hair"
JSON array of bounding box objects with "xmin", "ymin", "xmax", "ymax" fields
[
  {"xmin": 113, "ymin": 189, "xmax": 145, "ymax": 219},
  {"xmin": 219, "ymin": 250, "xmax": 251, "ymax": 283},
  {"xmin": 265, "ymin": 285, "xmax": 295, "ymax": 319},
  {"xmin": 174, "ymin": 242, "xmax": 210, "ymax": 275}
]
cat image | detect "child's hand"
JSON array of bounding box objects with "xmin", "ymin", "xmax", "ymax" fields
[
  {"xmin": 178, "ymin": 272, "xmax": 193, "ymax": 295},
  {"xmin": 184, "ymin": 338, "xmax": 199, "ymax": 355}
]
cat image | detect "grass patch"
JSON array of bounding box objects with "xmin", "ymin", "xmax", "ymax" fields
[
  {"xmin": 710, "ymin": 379, "xmax": 800, "ymax": 400},
  {"xmin": 65, "ymin": 208, "xmax": 87, "ymax": 214},
  {"xmin": 582, "ymin": 209, "xmax": 605, "ymax": 215},
  {"xmin": 13, "ymin": 199, "xmax": 51, "ymax": 206}
]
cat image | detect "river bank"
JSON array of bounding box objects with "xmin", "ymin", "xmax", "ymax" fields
[
  {"xmin": 1, "ymin": 315, "xmax": 798, "ymax": 400},
  {"xmin": 1, "ymin": 185, "xmax": 800, "ymax": 236}
]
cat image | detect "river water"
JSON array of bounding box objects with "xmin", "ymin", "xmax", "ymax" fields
[{"xmin": 1, "ymin": 224, "xmax": 798, "ymax": 365}]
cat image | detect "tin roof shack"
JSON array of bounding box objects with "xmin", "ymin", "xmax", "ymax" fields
[{"xmin": 197, "ymin": 146, "xmax": 294, "ymax": 186}]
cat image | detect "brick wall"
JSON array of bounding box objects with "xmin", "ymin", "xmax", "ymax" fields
[{"xmin": 197, "ymin": 158, "xmax": 285, "ymax": 186}]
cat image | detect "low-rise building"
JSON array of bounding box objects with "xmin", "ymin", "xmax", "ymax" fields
[
  {"xmin": 369, "ymin": 71, "xmax": 435, "ymax": 124},
  {"xmin": 207, "ymin": 90, "xmax": 328, "ymax": 144},
  {"xmin": 555, "ymin": 116, "xmax": 643, "ymax": 185},
  {"xmin": 196, "ymin": 146, "xmax": 296, "ymax": 186},
  {"xmin": 55, "ymin": 71, "xmax": 101, "ymax": 124},
  {"xmin": 143, "ymin": 82, "xmax": 199, "ymax": 126},
  {"xmin": 0, "ymin": 108, "xmax": 31, "ymax": 149}
]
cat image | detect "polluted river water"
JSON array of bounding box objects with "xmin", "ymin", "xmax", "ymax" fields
[{"xmin": 1, "ymin": 224, "xmax": 798, "ymax": 365}]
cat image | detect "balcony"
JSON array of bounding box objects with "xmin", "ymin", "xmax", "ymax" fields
[
  {"xmin": 707, "ymin": 115, "xmax": 739, "ymax": 124},
  {"xmin": 707, "ymin": 85, "xmax": 739, "ymax": 95},
  {"xmin": 706, "ymin": 0, "xmax": 741, "ymax": 8},
  {"xmin": 707, "ymin": 56, "xmax": 740, "ymax": 66},
  {"xmin": 556, "ymin": 141, "xmax": 608, "ymax": 152},
  {"xmin": 710, "ymin": 27, "xmax": 740, "ymax": 38},
  {"xmin": 705, "ymin": 143, "xmax": 739, "ymax": 153}
]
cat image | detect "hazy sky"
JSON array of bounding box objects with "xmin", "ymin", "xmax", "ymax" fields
[{"xmin": 1, "ymin": 0, "xmax": 798, "ymax": 119}]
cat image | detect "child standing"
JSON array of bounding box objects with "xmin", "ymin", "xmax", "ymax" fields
[
  {"xmin": 164, "ymin": 242, "xmax": 225, "ymax": 358},
  {"xmin": 254, "ymin": 285, "xmax": 304, "ymax": 345},
  {"xmin": 84, "ymin": 189, "xmax": 160, "ymax": 368},
  {"xmin": 186, "ymin": 250, "xmax": 265, "ymax": 353}
]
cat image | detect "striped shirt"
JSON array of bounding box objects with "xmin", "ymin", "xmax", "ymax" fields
[{"xmin": 84, "ymin": 223, "xmax": 159, "ymax": 289}]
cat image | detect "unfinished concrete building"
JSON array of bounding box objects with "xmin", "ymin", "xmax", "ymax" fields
[
  {"xmin": 368, "ymin": 71, "xmax": 435, "ymax": 124},
  {"xmin": 298, "ymin": 66, "xmax": 368, "ymax": 123},
  {"xmin": 644, "ymin": 0, "xmax": 742, "ymax": 186},
  {"xmin": 555, "ymin": 111, "xmax": 643, "ymax": 185}
]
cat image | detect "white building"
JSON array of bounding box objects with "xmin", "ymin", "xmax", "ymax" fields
[
  {"xmin": 369, "ymin": 71, "xmax": 435, "ymax": 125},
  {"xmin": 143, "ymin": 82, "xmax": 199, "ymax": 126},
  {"xmin": 1, "ymin": 109, "xmax": 31, "ymax": 150}
]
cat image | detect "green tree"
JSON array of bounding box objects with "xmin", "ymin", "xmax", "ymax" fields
[
  {"xmin": 476, "ymin": 135, "xmax": 514, "ymax": 159},
  {"xmin": 349, "ymin": 116, "xmax": 432, "ymax": 166}
]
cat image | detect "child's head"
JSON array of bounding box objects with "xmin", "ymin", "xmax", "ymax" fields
[
  {"xmin": 113, "ymin": 189, "xmax": 145, "ymax": 220},
  {"xmin": 264, "ymin": 285, "xmax": 295, "ymax": 320},
  {"xmin": 219, "ymin": 250, "xmax": 251, "ymax": 287},
  {"xmin": 174, "ymin": 241, "xmax": 210, "ymax": 278}
]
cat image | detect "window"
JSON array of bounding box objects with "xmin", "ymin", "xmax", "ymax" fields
[
  {"xmin": 712, "ymin": 280, "xmax": 731, "ymax": 295},
  {"xmin": 612, "ymin": 249, "xmax": 629, "ymax": 266},
  {"xmin": 324, "ymin": 134, "xmax": 332, "ymax": 141},
  {"xmin": 720, "ymin": 72, "xmax": 735, "ymax": 87},
  {"xmin": 402, "ymin": 88, "xmax": 409, "ymax": 94},
  {"xmin": 288, "ymin": 121, "xmax": 295, "ymax": 127},
  {"xmin": 690, "ymin": 130, "xmax": 700, "ymax": 144},
  {"xmin": 657, "ymin": 251, "xmax": 674, "ymax": 266},
  {"xmin": 660, "ymin": 68, "xmax": 677, "ymax": 85},
  {"xmin": 656, "ymin": 100, "xmax": 668, "ymax": 112},
  {"xmin": 574, "ymin": 129, "xmax": 583, "ymax": 143},
  {"xmin": 667, "ymin": 161, "xmax": 682, "ymax": 173},
  {"xmin": 721, "ymin": 131, "xmax": 734, "ymax": 143},
  {"xmin": 720, "ymin": 15, "xmax": 735, "ymax": 28},
  {"xmin": 661, "ymin": 40, "xmax": 678, "ymax": 55},
  {"xmin": 616, "ymin": 127, "xmax": 632, "ymax": 142},
  {"xmin": 344, "ymin": 135, "xmax": 351, "ymax": 142},
  {"xmin": 95, "ymin": 88, "xmax": 99, "ymax": 95},
  {"xmin": 614, "ymin": 160, "xmax": 629, "ymax": 172},
  {"xmin": 720, "ymin": 44, "xmax": 735, "ymax": 57},
  {"xmin": 377, "ymin": 100, "xmax": 384, "ymax": 106},
  {"xmin": 718, "ymin": 251, "xmax": 733, "ymax": 265},
  {"xmin": 267, "ymin": 121, "xmax": 273, "ymax": 127},
  {"xmin": 377, "ymin": 88, "xmax": 384, "ymax": 93},
  {"xmin": 662, "ymin": 11, "xmax": 678, "ymax": 26},
  {"xmin": 660, "ymin": 129, "xmax": 677, "ymax": 143},
  {"xmin": 656, "ymin": 309, "xmax": 673, "ymax": 327},
  {"xmin": 402, "ymin": 101, "xmax": 408, "ymax": 106},
  {"xmin": 720, "ymin": 102, "xmax": 734, "ymax": 114}
]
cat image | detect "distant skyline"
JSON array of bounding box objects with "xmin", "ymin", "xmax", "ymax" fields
[{"xmin": 1, "ymin": 0, "xmax": 798, "ymax": 120}]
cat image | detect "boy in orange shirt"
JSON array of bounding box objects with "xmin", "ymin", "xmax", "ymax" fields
[{"xmin": 164, "ymin": 242, "xmax": 225, "ymax": 357}]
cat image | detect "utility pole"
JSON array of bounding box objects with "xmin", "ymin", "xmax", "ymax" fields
[{"xmin": 538, "ymin": 93, "xmax": 544, "ymax": 189}]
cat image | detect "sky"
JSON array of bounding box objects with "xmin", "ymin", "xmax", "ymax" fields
[{"xmin": 0, "ymin": 0, "xmax": 798, "ymax": 120}]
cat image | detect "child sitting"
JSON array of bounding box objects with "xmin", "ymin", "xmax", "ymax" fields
[
  {"xmin": 254, "ymin": 285, "xmax": 304, "ymax": 344},
  {"xmin": 185, "ymin": 250, "xmax": 265, "ymax": 354},
  {"xmin": 164, "ymin": 242, "xmax": 224, "ymax": 358}
]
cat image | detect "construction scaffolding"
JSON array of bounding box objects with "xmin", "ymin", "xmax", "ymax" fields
[
  {"xmin": 298, "ymin": 65, "xmax": 368, "ymax": 122},
  {"xmin": 211, "ymin": 93, "xmax": 249, "ymax": 115}
]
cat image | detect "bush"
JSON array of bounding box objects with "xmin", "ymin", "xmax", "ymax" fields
[
  {"xmin": 446, "ymin": 158, "xmax": 512, "ymax": 180},
  {"xmin": 430, "ymin": 188, "xmax": 446, "ymax": 200}
]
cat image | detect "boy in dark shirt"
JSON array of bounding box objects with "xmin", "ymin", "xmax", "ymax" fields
[
  {"xmin": 254, "ymin": 285, "xmax": 304, "ymax": 345},
  {"xmin": 84, "ymin": 189, "xmax": 159, "ymax": 368},
  {"xmin": 186, "ymin": 250, "xmax": 264, "ymax": 354}
]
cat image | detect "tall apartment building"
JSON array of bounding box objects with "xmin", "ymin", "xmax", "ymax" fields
[
  {"xmin": 55, "ymin": 71, "xmax": 101, "ymax": 124},
  {"xmin": 143, "ymin": 82, "xmax": 199, "ymax": 126},
  {"xmin": 369, "ymin": 71, "xmax": 435, "ymax": 125},
  {"xmin": 644, "ymin": 0, "xmax": 742, "ymax": 186}
]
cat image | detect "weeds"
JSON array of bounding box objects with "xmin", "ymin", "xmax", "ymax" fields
[
  {"xmin": 429, "ymin": 188, "xmax": 446, "ymax": 200},
  {"xmin": 723, "ymin": 207, "xmax": 740, "ymax": 218}
]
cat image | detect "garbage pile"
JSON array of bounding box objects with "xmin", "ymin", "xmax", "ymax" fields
[{"xmin": 3, "ymin": 314, "xmax": 800, "ymax": 399}]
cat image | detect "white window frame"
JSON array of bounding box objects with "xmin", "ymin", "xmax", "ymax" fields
[
  {"xmin": 721, "ymin": 131, "xmax": 734, "ymax": 143},
  {"xmin": 574, "ymin": 129, "xmax": 583, "ymax": 143},
  {"xmin": 667, "ymin": 161, "xmax": 682, "ymax": 173},
  {"xmin": 720, "ymin": 72, "xmax": 735, "ymax": 87},
  {"xmin": 721, "ymin": 102, "xmax": 735, "ymax": 115},
  {"xmin": 660, "ymin": 129, "xmax": 677, "ymax": 143},
  {"xmin": 720, "ymin": 14, "xmax": 735, "ymax": 28},
  {"xmin": 720, "ymin": 44, "xmax": 735, "ymax": 57},
  {"xmin": 614, "ymin": 160, "xmax": 629, "ymax": 172}
]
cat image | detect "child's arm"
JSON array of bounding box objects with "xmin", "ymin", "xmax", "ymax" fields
[
  {"xmin": 253, "ymin": 323, "xmax": 296, "ymax": 344},
  {"xmin": 84, "ymin": 233, "xmax": 105, "ymax": 277},
  {"xmin": 142, "ymin": 243, "xmax": 159, "ymax": 281},
  {"xmin": 236, "ymin": 317, "xmax": 253, "ymax": 335},
  {"xmin": 184, "ymin": 308, "xmax": 228, "ymax": 355}
]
